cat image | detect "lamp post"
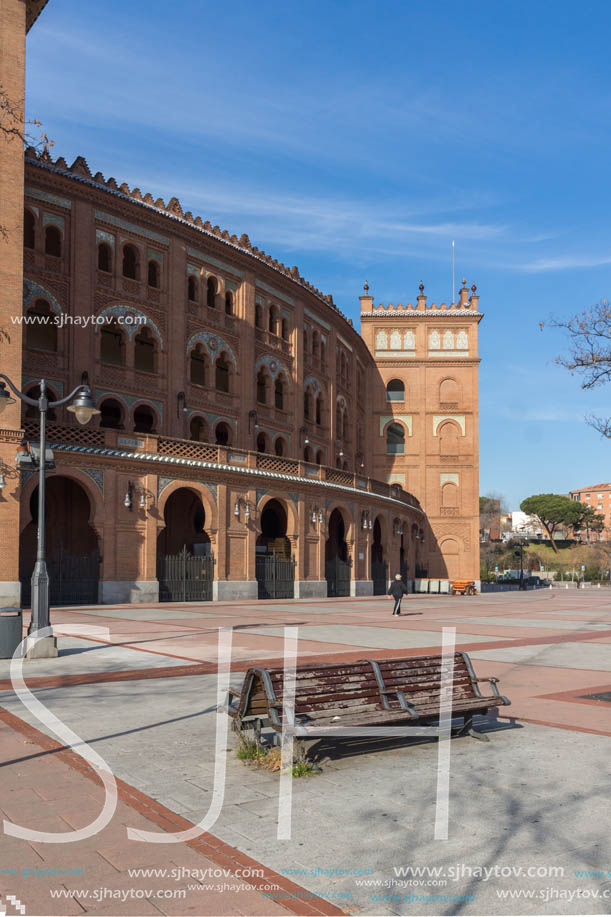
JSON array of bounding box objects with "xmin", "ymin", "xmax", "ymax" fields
[
  {"xmin": 0, "ymin": 376, "xmax": 99, "ymax": 656},
  {"xmin": 514, "ymin": 538, "xmax": 526, "ymax": 590}
]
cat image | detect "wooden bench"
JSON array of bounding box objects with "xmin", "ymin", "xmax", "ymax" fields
[
  {"xmin": 223, "ymin": 652, "xmax": 510, "ymax": 747},
  {"xmin": 450, "ymin": 579, "xmax": 477, "ymax": 595},
  {"xmin": 372, "ymin": 652, "xmax": 509, "ymax": 741}
]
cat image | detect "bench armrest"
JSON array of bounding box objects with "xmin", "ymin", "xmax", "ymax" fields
[
  {"xmin": 471, "ymin": 676, "xmax": 502, "ymax": 698},
  {"xmin": 222, "ymin": 688, "xmax": 241, "ymax": 716},
  {"xmin": 380, "ymin": 688, "xmax": 418, "ymax": 718}
]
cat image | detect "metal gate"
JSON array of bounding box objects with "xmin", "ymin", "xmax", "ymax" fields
[
  {"xmin": 326, "ymin": 557, "xmax": 352, "ymax": 597},
  {"xmin": 157, "ymin": 547, "xmax": 214, "ymax": 602},
  {"xmin": 372, "ymin": 560, "xmax": 388, "ymax": 595},
  {"xmin": 21, "ymin": 548, "xmax": 100, "ymax": 607},
  {"xmin": 256, "ymin": 554, "xmax": 296, "ymax": 599}
]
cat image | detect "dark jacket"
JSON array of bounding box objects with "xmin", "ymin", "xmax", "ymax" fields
[{"xmin": 388, "ymin": 580, "xmax": 408, "ymax": 599}]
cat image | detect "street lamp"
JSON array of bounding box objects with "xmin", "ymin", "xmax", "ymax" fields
[
  {"xmin": 514, "ymin": 538, "xmax": 526, "ymax": 590},
  {"xmin": 0, "ymin": 375, "xmax": 99, "ymax": 656}
]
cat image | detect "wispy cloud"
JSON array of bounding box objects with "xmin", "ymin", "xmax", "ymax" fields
[{"xmin": 518, "ymin": 253, "xmax": 611, "ymax": 272}]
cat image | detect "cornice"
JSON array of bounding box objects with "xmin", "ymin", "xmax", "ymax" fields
[{"xmin": 48, "ymin": 442, "xmax": 423, "ymax": 515}]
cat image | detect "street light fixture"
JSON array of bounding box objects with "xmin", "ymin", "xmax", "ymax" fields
[
  {"xmin": 0, "ymin": 375, "xmax": 100, "ymax": 657},
  {"xmin": 513, "ymin": 538, "xmax": 526, "ymax": 590}
]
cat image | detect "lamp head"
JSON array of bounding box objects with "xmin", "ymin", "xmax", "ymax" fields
[{"xmin": 67, "ymin": 386, "xmax": 100, "ymax": 425}]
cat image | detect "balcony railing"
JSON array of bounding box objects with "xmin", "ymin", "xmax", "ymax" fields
[{"xmin": 19, "ymin": 421, "xmax": 421, "ymax": 510}]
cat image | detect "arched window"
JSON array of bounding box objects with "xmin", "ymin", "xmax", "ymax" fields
[
  {"xmin": 442, "ymin": 482, "xmax": 458, "ymax": 508},
  {"xmin": 98, "ymin": 242, "xmax": 112, "ymax": 272},
  {"xmin": 439, "ymin": 421, "xmax": 460, "ymax": 455},
  {"xmin": 100, "ymin": 319, "xmax": 125, "ymax": 366},
  {"xmin": 122, "ymin": 244, "xmax": 139, "ymax": 279},
  {"xmin": 189, "ymin": 416, "xmax": 208, "ymax": 442},
  {"xmin": 275, "ymin": 437, "xmax": 286, "ymax": 457},
  {"xmin": 257, "ymin": 368, "xmax": 268, "ymax": 404},
  {"xmin": 206, "ymin": 276, "xmax": 217, "ymax": 308},
  {"xmin": 304, "ymin": 389, "xmax": 312, "ymax": 420},
  {"xmin": 147, "ymin": 259, "xmax": 160, "ymax": 288},
  {"xmin": 303, "ymin": 327, "xmax": 309, "ymax": 351},
  {"xmin": 281, "ymin": 318, "xmax": 288, "ymax": 340},
  {"xmin": 215, "ymin": 422, "xmax": 230, "ymax": 445},
  {"xmin": 25, "ymin": 299, "xmax": 57, "ymax": 352},
  {"xmin": 134, "ymin": 326, "xmax": 156, "ymax": 373},
  {"xmin": 386, "ymin": 422, "xmax": 405, "ymax": 454},
  {"xmin": 340, "ymin": 352, "xmax": 346, "ymax": 379},
  {"xmin": 215, "ymin": 353, "xmax": 230, "ymax": 392},
  {"xmin": 312, "ymin": 331, "xmax": 319, "ymax": 356},
  {"xmin": 274, "ymin": 376, "xmax": 285, "ymax": 410},
  {"xmin": 188, "ymin": 276, "xmax": 198, "ymax": 302},
  {"xmin": 99, "ymin": 398, "xmax": 124, "ymax": 430},
  {"xmin": 320, "ymin": 339, "xmax": 326, "ymax": 364},
  {"xmin": 44, "ymin": 225, "xmax": 62, "ymax": 257},
  {"xmin": 316, "ymin": 449, "xmax": 323, "ymax": 465},
  {"xmin": 133, "ymin": 404, "xmax": 156, "ymax": 434},
  {"xmin": 225, "ymin": 291, "xmax": 233, "ymax": 315},
  {"xmin": 386, "ymin": 379, "xmax": 405, "ymax": 402},
  {"xmin": 439, "ymin": 378, "xmax": 459, "ymax": 403},
  {"xmin": 256, "ymin": 432, "xmax": 268, "ymax": 453},
  {"xmin": 304, "ymin": 445, "xmax": 313, "ymax": 463},
  {"xmin": 268, "ymin": 305, "xmax": 278, "ymax": 335},
  {"xmin": 190, "ymin": 344, "xmax": 207, "ymax": 386},
  {"xmin": 255, "ymin": 302, "xmax": 264, "ymax": 329},
  {"xmin": 315, "ymin": 393, "xmax": 323, "ymax": 425},
  {"xmin": 24, "ymin": 209, "xmax": 35, "ymax": 249},
  {"xmin": 335, "ymin": 402, "xmax": 343, "ymax": 439}
]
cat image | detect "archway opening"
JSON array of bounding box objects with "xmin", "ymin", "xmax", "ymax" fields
[
  {"xmin": 255, "ymin": 499, "xmax": 294, "ymax": 599},
  {"xmin": 189, "ymin": 416, "xmax": 208, "ymax": 442},
  {"xmin": 371, "ymin": 516, "xmax": 387, "ymax": 594},
  {"xmin": 133, "ymin": 404, "xmax": 156, "ymax": 434},
  {"xmin": 215, "ymin": 422, "xmax": 230, "ymax": 446},
  {"xmin": 157, "ymin": 488, "xmax": 213, "ymax": 601},
  {"xmin": 20, "ymin": 477, "xmax": 100, "ymax": 606},
  {"xmin": 257, "ymin": 499, "xmax": 290, "ymax": 556},
  {"xmin": 99, "ymin": 398, "xmax": 124, "ymax": 430},
  {"xmin": 325, "ymin": 508, "xmax": 351, "ymax": 597}
]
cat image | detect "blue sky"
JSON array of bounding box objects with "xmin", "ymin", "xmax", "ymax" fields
[{"xmin": 25, "ymin": 0, "xmax": 611, "ymax": 508}]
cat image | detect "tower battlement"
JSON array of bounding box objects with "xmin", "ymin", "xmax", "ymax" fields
[{"xmin": 360, "ymin": 280, "xmax": 480, "ymax": 314}]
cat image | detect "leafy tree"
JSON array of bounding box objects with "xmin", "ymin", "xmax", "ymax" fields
[
  {"xmin": 519, "ymin": 494, "xmax": 582, "ymax": 554},
  {"xmin": 548, "ymin": 301, "xmax": 611, "ymax": 437},
  {"xmin": 574, "ymin": 504, "xmax": 606, "ymax": 541}
]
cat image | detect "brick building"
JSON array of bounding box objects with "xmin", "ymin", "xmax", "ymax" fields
[
  {"xmin": 570, "ymin": 483, "xmax": 611, "ymax": 541},
  {"xmin": 0, "ymin": 0, "xmax": 481, "ymax": 605}
]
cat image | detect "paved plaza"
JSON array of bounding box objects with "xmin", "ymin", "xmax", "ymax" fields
[{"xmin": 2, "ymin": 590, "xmax": 611, "ymax": 916}]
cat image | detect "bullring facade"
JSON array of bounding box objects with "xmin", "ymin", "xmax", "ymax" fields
[{"xmin": 2, "ymin": 136, "xmax": 481, "ymax": 604}]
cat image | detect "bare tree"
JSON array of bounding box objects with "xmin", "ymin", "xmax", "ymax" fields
[
  {"xmin": 0, "ymin": 83, "xmax": 53, "ymax": 242},
  {"xmin": 547, "ymin": 301, "xmax": 611, "ymax": 436}
]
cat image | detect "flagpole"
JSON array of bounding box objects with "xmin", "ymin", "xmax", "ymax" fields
[{"xmin": 452, "ymin": 240, "xmax": 455, "ymax": 304}]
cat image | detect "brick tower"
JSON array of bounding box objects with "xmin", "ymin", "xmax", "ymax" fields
[
  {"xmin": 360, "ymin": 280, "xmax": 481, "ymax": 583},
  {"xmin": 0, "ymin": 0, "xmax": 50, "ymax": 605}
]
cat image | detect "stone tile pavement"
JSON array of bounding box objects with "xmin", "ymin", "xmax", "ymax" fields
[{"xmin": 3, "ymin": 590, "xmax": 611, "ymax": 915}]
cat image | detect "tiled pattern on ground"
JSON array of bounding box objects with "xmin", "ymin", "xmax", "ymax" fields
[{"xmin": 3, "ymin": 590, "xmax": 611, "ymax": 916}]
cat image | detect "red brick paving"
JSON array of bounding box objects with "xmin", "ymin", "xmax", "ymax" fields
[{"xmin": 0, "ymin": 710, "xmax": 345, "ymax": 917}]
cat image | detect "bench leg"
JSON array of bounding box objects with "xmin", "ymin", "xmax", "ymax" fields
[{"xmin": 462, "ymin": 714, "xmax": 490, "ymax": 743}]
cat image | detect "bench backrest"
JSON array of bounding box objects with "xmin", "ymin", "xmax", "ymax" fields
[
  {"xmin": 376, "ymin": 653, "xmax": 479, "ymax": 711},
  {"xmin": 238, "ymin": 661, "xmax": 385, "ymax": 724}
]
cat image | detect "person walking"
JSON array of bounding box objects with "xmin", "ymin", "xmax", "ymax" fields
[{"xmin": 387, "ymin": 574, "xmax": 408, "ymax": 616}]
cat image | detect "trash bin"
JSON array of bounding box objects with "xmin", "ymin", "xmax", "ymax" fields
[{"xmin": 0, "ymin": 608, "xmax": 23, "ymax": 658}]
